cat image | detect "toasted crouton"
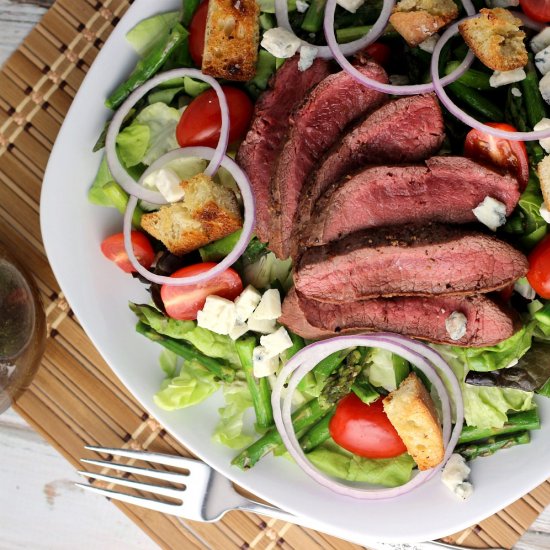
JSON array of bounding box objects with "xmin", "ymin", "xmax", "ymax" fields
[
  {"xmin": 537, "ymin": 155, "xmax": 550, "ymax": 211},
  {"xmin": 141, "ymin": 173, "xmax": 243, "ymax": 256},
  {"xmin": 383, "ymin": 373, "xmax": 444, "ymax": 471},
  {"xmin": 390, "ymin": 0, "xmax": 458, "ymax": 47},
  {"xmin": 459, "ymin": 8, "xmax": 527, "ymax": 71},
  {"xmin": 202, "ymin": 0, "xmax": 260, "ymax": 81}
]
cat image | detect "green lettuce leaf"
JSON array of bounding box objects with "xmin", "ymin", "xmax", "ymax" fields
[
  {"xmin": 130, "ymin": 303, "xmax": 240, "ymax": 366},
  {"xmin": 307, "ymin": 440, "xmax": 415, "ymax": 486},
  {"xmin": 212, "ymin": 382, "xmax": 254, "ymax": 449},
  {"xmin": 462, "ymin": 386, "xmax": 534, "ymax": 429},
  {"xmin": 183, "ymin": 77, "xmax": 210, "ymax": 97},
  {"xmin": 437, "ymin": 345, "xmax": 535, "ymax": 429},
  {"xmin": 159, "ymin": 349, "xmax": 178, "ymax": 378},
  {"xmin": 367, "ymin": 348, "xmax": 410, "ymax": 391},
  {"xmin": 88, "ymin": 156, "xmax": 115, "ymax": 206},
  {"xmin": 126, "ymin": 11, "xmax": 180, "ymax": 57},
  {"xmin": 154, "ymin": 358, "xmax": 219, "ymax": 411},
  {"xmin": 449, "ymin": 326, "xmax": 533, "ymax": 372},
  {"xmin": 116, "ymin": 123, "xmax": 150, "ymax": 167},
  {"xmin": 133, "ymin": 102, "xmax": 180, "ymax": 166}
]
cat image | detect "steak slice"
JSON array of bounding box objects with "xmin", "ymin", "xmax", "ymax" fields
[
  {"xmin": 236, "ymin": 56, "xmax": 331, "ymax": 242},
  {"xmin": 303, "ymin": 157, "xmax": 521, "ymax": 247},
  {"xmin": 268, "ymin": 60, "xmax": 388, "ymax": 259},
  {"xmin": 295, "ymin": 224, "xmax": 528, "ymax": 302},
  {"xmin": 293, "ymin": 94, "xmax": 445, "ymax": 253},
  {"xmin": 279, "ymin": 288, "xmax": 518, "ymax": 347}
]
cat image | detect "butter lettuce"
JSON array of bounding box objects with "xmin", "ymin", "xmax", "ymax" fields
[
  {"xmin": 307, "ymin": 440, "xmax": 415, "ymax": 486},
  {"xmin": 116, "ymin": 123, "xmax": 150, "ymax": 167},
  {"xmin": 461, "ymin": 385, "xmax": 534, "ymax": 429},
  {"xmin": 130, "ymin": 303, "xmax": 240, "ymax": 366},
  {"xmin": 154, "ymin": 356, "xmax": 219, "ymax": 411},
  {"xmin": 448, "ymin": 326, "xmax": 533, "ymax": 372},
  {"xmin": 213, "ymin": 382, "xmax": 255, "ymax": 449},
  {"xmin": 437, "ymin": 344, "xmax": 535, "ymax": 429},
  {"xmin": 116, "ymin": 103, "xmax": 180, "ymax": 168}
]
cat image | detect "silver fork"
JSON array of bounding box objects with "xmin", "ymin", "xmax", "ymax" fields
[
  {"xmin": 77, "ymin": 446, "xmax": 502, "ymax": 550},
  {"xmin": 76, "ymin": 445, "xmax": 294, "ymax": 523}
]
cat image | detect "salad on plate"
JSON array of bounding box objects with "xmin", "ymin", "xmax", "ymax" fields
[{"xmin": 88, "ymin": 0, "xmax": 550, "ymax": 500}]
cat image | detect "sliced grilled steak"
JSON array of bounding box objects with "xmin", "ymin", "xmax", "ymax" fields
[
  {"xmin": 295, "ymin": 224, "xmax": 528, "ymax": 302},
  {"xmin": 279, "ymin": 288, "xmax": 518, "ymax": 347},
  {"xmin": 268, "ymin": 60, "xmax": 388, "ymax": 259},
  {"xmin": 236, "ymin": 56, "xmax": 331, "ymax": 242},
  {"xmin": 303, "ymin": 157, "xmax": 521, "ymax": 247},
  {"xmin": 293, "ymin": 94, "xmax": 445, "ymax": 253}
]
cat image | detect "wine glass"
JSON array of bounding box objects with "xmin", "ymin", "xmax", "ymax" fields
[{"xmin": 0, "ymin": 241, "xmax": 46, "ymax": 413}]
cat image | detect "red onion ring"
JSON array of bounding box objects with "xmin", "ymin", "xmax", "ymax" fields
[
  {"xmin": 274, "ymin": 0, "xmax": 394, "ymax": 59},
  {"xmin": 323, "ymin": 0, "xmax": 476, "ymax": 95},
  {"xmin": 271, "ymin": 333, "xmax": 463, "ymax": 499},
  {"xmin": 431, "ymin": 19, "xmax": 550, "ymax": 141},
  {"xmin": 123, "ymin": 147, "xmax": 255, "ymax": 286},
  {"xmin": 105, "ymin": 69, "xmax": 229, "ymax": 204},
  {"xmin": 512, "ymin": 10, "xmax": 547, "ymax": 32}
]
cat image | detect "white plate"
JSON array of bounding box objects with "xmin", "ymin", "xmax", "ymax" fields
[{"xmin": 40, "ymin": 1, "xmax": 550, "ymax": 544}]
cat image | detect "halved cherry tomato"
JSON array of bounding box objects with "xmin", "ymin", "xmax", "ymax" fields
[
  {"xmin": 329, "ymin": 394, "xmax": 407, "ymax": 459},
  {"xmin": 160, "ymin": 262, "xmax": 243, "ymax": 320},
  {"xmin": 520, "ymin": 0, "xmax": 550, "ymax": 22},
  {"xmin": 464, "ymin": 122, "xmax": 529, "ymax": 191},
  {"xmin": 176, "ymin": 86, "xmax": 254, "ymax": 148},
  {"xmin": 365, "ymin": 42, "xmax": 391, "ymax": 67},
  {"xmin": 527, "ymin": 234, "xmax": 550, "ymax": 298},
  {"xmin": 189, "ymin": 0, "xmax": 209, "ymax": 67},
  {"xmin": 100, "ymin": 231, "xmax": 154, "ymax": 274}
]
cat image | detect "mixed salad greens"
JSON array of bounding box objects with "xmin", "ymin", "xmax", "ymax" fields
[{"xmin": 90, "ymin": 0, "xmax": 550, "ymax": 492}]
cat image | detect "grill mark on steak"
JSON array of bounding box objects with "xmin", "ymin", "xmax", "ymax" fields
[
  {"xmin": 295, "ymin": 224, "xmax": 528, "ymax": 302},
  {"xmin": 293, "ymin": 94, "xmax": 445, "ymax": 256},
  {"xmin": 236, "ymin": 56, "xmax": 331, "ymax": 242},
  {"xmin": 302, "ymin": 156, "xmax": 521, "ymax": 248},
  {"xmin": 279, "ymin": 288, "xmax": 518, "ymax": 347},
  {"xmin": 268, "ymin": 60, "xmax": 388, "ymax": 259}
]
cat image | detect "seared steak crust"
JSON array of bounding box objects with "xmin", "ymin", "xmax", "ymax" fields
[
  {"xmin": 295, "ymin": 224, "xmax": 528, "ymax": 301},
  {"xmin": 236, "ymin": 56, "xmax": 331, "ymax": 242},
  {"xmin": 303, "ymin": 157, "xmax": 521, "ymax": 247},
  {"xmin": 268, "ymin": 60, "xmax": 387, "ymax": 259},
  {"xmin": 293, "ymin": 94, "xmax": 446, "ymax": 253},
  {"xmin": 279, "ymin": 288, "xmax": 518, "ymax": 347}
]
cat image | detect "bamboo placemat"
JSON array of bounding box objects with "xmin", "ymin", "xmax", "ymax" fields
[{"xmin": 0, "ymin": 0, "xmax": 549, "ymax": 548}]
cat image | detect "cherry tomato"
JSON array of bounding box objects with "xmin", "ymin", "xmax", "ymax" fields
[
  {"xmin": 100, "ymin": 231, "xmax": 154, "ymax": 274},
  {"xmin": 176, "ymin": 86, "xmax": 254, "ymax": 148},
  {"xmin": 520, "ymin": 0, "xmax": 550, "ymax": 22},
  {"xmin": 189, "ymin": 0, "xmax": 209, "ymax": 67},
  {"xmin": 464, "ymin": 122, "xmax": 529, "ymax": 191},
  {"xmin": 160, "ymin": 262, "xmax": 243, "ymax": 320},
  {"xmin": 527, "ymin": 234, "xmax": 550, "ymax": 298},
  {"xmin": 365, "ymin": 42, "xmax": 391, "ymax": 66},
  {"xmin": 329, "ymin": 394, "xmax": 407, "ymax": 459}
]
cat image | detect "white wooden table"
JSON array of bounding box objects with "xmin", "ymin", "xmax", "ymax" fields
[{"xmin": 1, "ymin": 1, "xmax": 549, "ymax": 549}]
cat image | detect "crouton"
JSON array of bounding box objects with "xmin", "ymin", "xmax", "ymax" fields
[
  {"xmin": 383, "ymin": 373, "xmax": 444, "ymax": 471},
  {"xmin": 537, "ymin": 155, "xmax": 550, "ymax": 211},
  {"xmin": 459, "ymin": 8, "xmax": 527, "ymax": 71},
  {"xmin": 389, "ymin": 0, "xmax": 458, "ymax": 47},
  {"xmin": 202, "ymin": 0, "xmax": 260, "ymax": 81},
  {"xmin": 141, "ymin": 173, "xmax": 243, "ymax": 256}
]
